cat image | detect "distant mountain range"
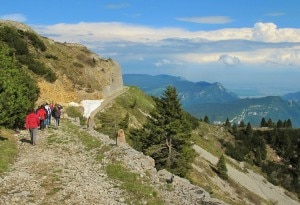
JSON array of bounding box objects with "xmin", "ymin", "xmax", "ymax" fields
[
  {"xmin": 282, "ymin": 91, "xmax": 300, "ymax": 102},
  {"xmin": 123, "ymin": 74, "xmax": 300, "ymax": 127}
]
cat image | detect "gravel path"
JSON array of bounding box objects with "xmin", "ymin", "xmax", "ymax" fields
[
  {"xmin": 193, "ymin": 145, "xmax": 300, "ymax": 205},
  {"xmin": 0, "ymin": 123, "xmax": 126, "ymax": 205}
]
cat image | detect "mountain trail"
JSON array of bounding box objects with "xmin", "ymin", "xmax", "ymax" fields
[
  {"xmin": 0, "ymin": 117, "xmax": 224, "ymax": 205},
  {"xmin": 0, "ymin": 122, "xmax": 126, "ymax": 205}
]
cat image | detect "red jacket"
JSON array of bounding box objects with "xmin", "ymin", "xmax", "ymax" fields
[
  {"xmin": 25, "ymin": 112, "xmax": 40, "ymax": 129},
  {"xmin": 37, "ymin": 108, "xmax": 46, "ymax": 120}
]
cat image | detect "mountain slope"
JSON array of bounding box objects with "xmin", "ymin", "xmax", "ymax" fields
[
  {"xmin": 123, "ymin": 74, "xmax": 238, "ymax": 106},
  {"xmin": 188, "ymin": 96, "xmax": 300, "ymax": 127},
  {"xmin": 92, "ymin": 86, "xmax": 300, "ymax": 205},
  {"xmin": 124, "ymin": 74, "xmax": 300, "ymax": 127},
  {"xmin": 0, "ymin": 20, "xmax": 123, "ymax": 105},
  {"xmin": 282, "ymin": 91, "xmax": 300, "ymax": 102}
]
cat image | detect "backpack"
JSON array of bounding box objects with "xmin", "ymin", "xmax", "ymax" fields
[
  {"xmin": 53, "ymin": 108, "xmax": 61, "ymax": 118},
  {"xmin": 45, "ymin": 105, "xmax": 52, "ymax": 116}
]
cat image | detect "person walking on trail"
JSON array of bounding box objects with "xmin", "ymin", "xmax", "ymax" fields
[
  {"xmin": 25, "ymin": 109, "xmax": 40, "ymax": 145},
  {"xmin": 36, "ymin": 105, "xmax": 46, "ymax": 130},
  {"xmin": 53, "ymin": 104, "xmax": 62, "ymax": 127},
  {"xmin": 44, "ymin": 103, "xmax": 52, "ymax": 128}
]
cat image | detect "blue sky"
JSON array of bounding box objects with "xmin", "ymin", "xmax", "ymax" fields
[{"xmin": 1, "ymin": 0, "xmax": 300, "ymax": 97}]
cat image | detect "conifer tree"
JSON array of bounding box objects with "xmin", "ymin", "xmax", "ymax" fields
[
  {"xmin": 217, "ymin": 154, "xmax": 228, "ymax": 180},
  {"xmin": 276, "ymin": 120, "xmax": 283, "ymax": 128},
  {"xmin": 267, "ymin": 118, "xmax": 274, "ymax": 128},
  {"xmin": 224, "ymin": 118, "xmax": 231, "ymax": 128},
  {"xmin": 131, "ymin": 86, "xmax": 195, "ymax": 177},
  {"xmin": 246, "ymin": 122, "xmax": 253, "ymax": 136},
  {"xmin": 204, "ymin": 115, "xmax": 210, "ymax": 124},
  {"xmin": 239, "ymin": 120, "xmax": 245, "ymax": 128},
  {"xmin": 286, "ymin": 119, "xmax": 292, "ymax": 128},
  {"xmin": 260, "ymin": 117, "xmax": 267, "ymax": 127}
]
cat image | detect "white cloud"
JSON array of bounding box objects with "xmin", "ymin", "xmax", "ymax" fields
[
  {"xmin": 252, "ymin": 22, "xmax": 300, "ymax": 42},
  {"xmin": 33, "ymin": 21, "xmax": 300, "ymax": 72},
  {"xmin": 29, "ymin": 20, "xmax": 300, "ymax": 96},
  {"xmin": 154, "ymin": 59, "xmax": 183, "ymax": 67},
  {"xmin": 219, "ymin": 54, "xmax": 240, "ymax": 66},
  {"xmin": 176, "ymin": 16, "xmax": 234, "ymax": 24},
  {"xmin": 0, "ymin": 13, "xmax": 27, "ymax": 22},
  {"xmin": 174, "ymin": 45, "xmax": 300, "ymax": 67},
  {"xmin": 34, "ymin": 22, "xmax": 300, "ymax": 45}
]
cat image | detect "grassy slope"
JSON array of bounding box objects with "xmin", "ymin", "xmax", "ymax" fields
[
  {"xmin": 0, "ymin": 128, "xmax": 18, "ymax": 174},
  {"xmin": 93, "ymin": 86, "xmax": 155, "ymax": 139}
]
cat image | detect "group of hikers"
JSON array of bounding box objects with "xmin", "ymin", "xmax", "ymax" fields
[{"xmin": 25, "ymin": 103, "xmax": 63, "ymax": 145}]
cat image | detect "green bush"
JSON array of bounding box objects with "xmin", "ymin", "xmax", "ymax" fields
[
  {"xmin": 0, "ymin": 43, "xmax": 40, "ymax": 128},
  {"xmin": 45, "ymin": 54, "xmax": 58, "ymax": 60},
  {"xmin": 0, "ymin": 26, "xmax": 29, "ymax": 55},
  {"xmin": 24, "ymin": 31, "xmax": 46, "ymax": 51},
  {"xmin": 16, "ymin": 55, "xmax": 57, "ymax": 82},
  {"xmin": 65, "ymin": 106, "xmax": 82, "ymax": 118}
]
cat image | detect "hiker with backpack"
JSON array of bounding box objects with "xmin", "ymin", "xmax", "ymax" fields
[
  {"xmin": 44, "ymin": 103, "xmax": 52, "ymax": 128},
  {"xmin": 25, "ymin": 109, "xmax": 40, "ymax": 145},
  {"xmin": 53, "ymin": 103, "xmax": 62, "ymax": 127},
  {"xmin": 36, "ymin": 105, "xmax": 46, "ymax": 130}
]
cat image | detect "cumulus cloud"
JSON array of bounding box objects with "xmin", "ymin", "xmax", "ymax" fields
[
  {"xmin": 219, "ymin": 54, "xmax": 240, "ymax": 66},
  {"xmin": 252, "ymin": 22, "xmax": 300, "ymax": 42},
  {"xmin": 177, "ymin": 16, "xmax": 234, "ymax": 24},
  {"xmin": 0, "ymin": 13, "xmax": 27, "ymax": 22}
]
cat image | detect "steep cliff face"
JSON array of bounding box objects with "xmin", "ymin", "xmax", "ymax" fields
[
  {"xmin": 37, "ymin": 37, "xmax": 124, "ymax": 104},
  {"xmin": 0, "ymin": 20, "xmax": 124, "ymax": 105}
]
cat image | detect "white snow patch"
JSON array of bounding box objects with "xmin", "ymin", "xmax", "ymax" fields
[{"xmin": 81, "ymin": 100, "xmax": 103, "ymax": 118}]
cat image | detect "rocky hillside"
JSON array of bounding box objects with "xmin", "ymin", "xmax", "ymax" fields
[{"xmin": 0, "ymin": 20, "xmax": 123, "ymax": 105}]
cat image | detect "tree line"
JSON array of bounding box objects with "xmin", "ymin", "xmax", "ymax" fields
[{"xmin": 220, "ymin": 118, "xmax": 300, "ymax": 196}]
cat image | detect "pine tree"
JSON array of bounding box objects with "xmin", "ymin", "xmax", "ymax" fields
[
  {"xmin": 260, "ymin": 117, "xmax": 267, "ymax": 127},
  {"xmin": 267, "ymin": 118, "xmax": 274, "ymax": 128},
  {"xmin": 286, "ymin": 119, "xmax": 292, "ymax": 128},
  {"xmin": 224, "ymin": 118, "xmax": 231, "ymax": 128},
  {"xmin": 217, "ymin": 154, "xmax": 228, "ymax": 180},
  {"xmin": 239, "ymin": 120, "xmax": 245, "ymax": 128},
  {"xmin": 131, "ymin": 86, "xmax": 195, "ymax": 177},
  {"xmin": 204, "ymin": 115, "xmax": 210, "ymax": 124},
  {"xmin": 276, "ymin": 120, "xmax": 283, "ymax": 128},
  {"xmin": 246, "ymin": 122, "xmax": 253, "ymax": 136}
]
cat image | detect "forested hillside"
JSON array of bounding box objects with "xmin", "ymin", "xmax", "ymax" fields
[{"xmin": 223, "ymin": 122, "xmax": 300, "ymax": 195}]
